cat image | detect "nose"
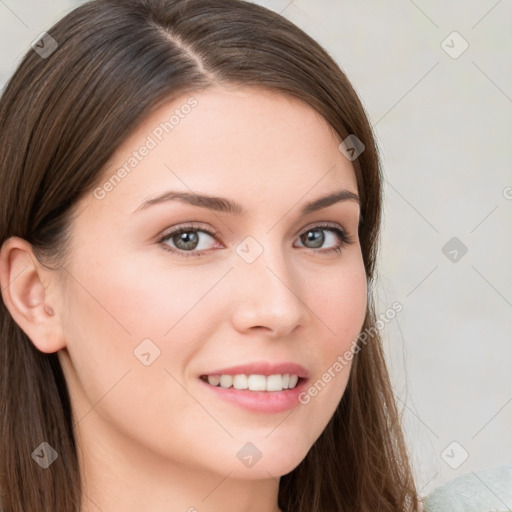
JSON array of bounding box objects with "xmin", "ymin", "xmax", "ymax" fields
[{"xmin": 230, "ymin": 248, "xmax": 310, "ymax": 338}]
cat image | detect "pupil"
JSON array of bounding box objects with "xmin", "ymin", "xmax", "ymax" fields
[
  {"xmin": 175, "ymin": 231, "xmax": 198, "ymax": 249},
  {"xmin": 305, "ymin": 229, "xmax": 323, "ymax": 248}
]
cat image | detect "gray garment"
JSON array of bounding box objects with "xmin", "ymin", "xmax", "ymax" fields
[{"xmin": 422, "ymin": 465, "xmax": 512, "ymax": 512}]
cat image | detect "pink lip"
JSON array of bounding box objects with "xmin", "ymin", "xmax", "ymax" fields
[
  {"xmin": 198, "ymin": 375, "xmax": 309, "ymax": 414},
  {"xmin": 201, "ymin": 361, "xmax": 309, "ymax": 379}
]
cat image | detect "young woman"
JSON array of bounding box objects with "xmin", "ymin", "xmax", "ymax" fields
[{"xmin": 4, "ymin": 1, "xmax": 506, "ymax": 511}]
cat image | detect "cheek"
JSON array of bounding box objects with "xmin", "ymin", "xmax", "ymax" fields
[
  {"xmin": 65, "ymin": 247, "xmax": 219, "ymax": 343},
  {"xmin": 57, "ymin": 252, "xmax": 174, "ymax": 393},
  {"xmin": 312, "ymin": 258, "xmax": 368, "ymax": 350},
  {"xmin": 59, "ymin": 248, "xmax": 230, "ymax": 410},
  {"xmin": 59, "ymin": 255, "xmax": 225, "ymax": 462},
  {"xmin": 297, "ymin": 258, "xmax": 367, "ymax": 419}
]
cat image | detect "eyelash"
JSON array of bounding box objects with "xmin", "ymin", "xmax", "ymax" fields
[{"xmin": 157, "ymin": 222, "xmax": 355, "ymax": 259}]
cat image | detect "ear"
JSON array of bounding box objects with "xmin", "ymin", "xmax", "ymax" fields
[{"xmin": 0, "ymin": 236, "xmax": 66, "ymax": 353}]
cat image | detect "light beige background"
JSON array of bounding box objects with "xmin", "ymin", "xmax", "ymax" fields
[{"xmin": 1, "ymin": 0, "xmax": 511, "ymax": 496}]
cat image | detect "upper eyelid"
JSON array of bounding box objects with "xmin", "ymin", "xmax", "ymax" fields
[{"xmin": 159, "ymin": 221, "xmax": 348, "ymax": 239}]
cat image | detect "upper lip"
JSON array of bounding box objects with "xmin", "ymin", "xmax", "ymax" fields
[{"xmin": 201, "ymin": 361, "xmax": 309, "ymax": 379}]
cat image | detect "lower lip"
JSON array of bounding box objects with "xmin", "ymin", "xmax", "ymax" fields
[{"xmin": 198, "ymin": 377, "xmax": 309, "ymax": 414}]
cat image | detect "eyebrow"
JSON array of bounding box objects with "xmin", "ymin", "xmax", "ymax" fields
[{"xmin": 132, "ymin": 189, "xmax": 360, "ymax": 216}]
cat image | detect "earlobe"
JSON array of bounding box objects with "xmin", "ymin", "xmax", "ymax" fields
[{"xmin": 0, "ymin": 236, "xmax": 66, "ymax": 353}]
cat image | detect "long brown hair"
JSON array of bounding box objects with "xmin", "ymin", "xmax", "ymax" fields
[{"xmin": 0, "ymin": 0, "xmax": 420, "ymax": 510}]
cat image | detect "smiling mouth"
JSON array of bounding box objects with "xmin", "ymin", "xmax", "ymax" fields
[{"xmin": 199, "ymin": 374, "xmax": 306, "ymax": 392}]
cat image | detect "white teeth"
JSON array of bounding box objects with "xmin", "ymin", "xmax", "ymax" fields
[
  {"xmin": 204, "ymin": 373, "xmax": 301, "ymax": 391},
  {"xmin": 219, "ymin": 375, "xmax": 233, "ymax": 389},
  {"xmin": 248, "ymin": 375, "xmax": 267, "ymax": 391},
  {"xmin": 207, "ymin": 375, "xmax": 221, "ymax": 386},
  {"xmin": 233, "ymin": 374, "xmax": 248, "ymax": 389},
  {"xmin": 266, "ymin": 374, "xmax": 283, "ymax": 391}
]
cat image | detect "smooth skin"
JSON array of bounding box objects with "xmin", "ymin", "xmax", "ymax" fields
[{"xmin": 0, "ymin": 84, "xmax": 367, "ymax": 512}]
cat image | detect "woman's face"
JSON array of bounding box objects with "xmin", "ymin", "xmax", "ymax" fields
[{"xmin": 56, "ymin": 85, "xmax": 367, "ymax": 479}]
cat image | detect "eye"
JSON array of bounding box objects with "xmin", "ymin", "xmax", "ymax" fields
[
  {"xmin": 158, "ymin": 222, "xmax": 220, "ymax": 258},
  {"xmin": 158, "ymin": 222, "xmax": 355, "ymax": 258},
  {"xmin": 295, "ymin": 223, "xmax": 355, "ymax": 254}
]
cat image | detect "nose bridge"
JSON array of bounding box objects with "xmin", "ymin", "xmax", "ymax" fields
[{"xmin": 230, "ymin": 234, "xmax": 309, "ymax": 335}]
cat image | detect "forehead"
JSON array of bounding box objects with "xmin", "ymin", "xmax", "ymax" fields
[{"xmin": 88, "ymin": 84, "xmax": 358, "ymax": 216}]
